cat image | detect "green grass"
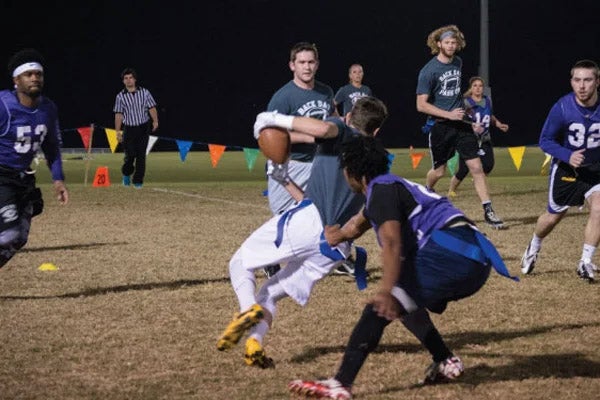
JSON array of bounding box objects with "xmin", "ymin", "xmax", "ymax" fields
[
  {"xmin": 2, "ymin": 148, "xmax": 598, "ymax": 400},
  {"xmin": 37, "ymin": 146, "xmax": 549, "ymax": 186}
]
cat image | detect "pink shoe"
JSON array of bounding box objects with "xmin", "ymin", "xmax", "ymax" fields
[{"xmin": 288, "ymin": 378, "xmax": 352, "ymax": 399}]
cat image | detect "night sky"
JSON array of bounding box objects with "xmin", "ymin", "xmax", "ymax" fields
[{"xmin": 2, "ymin": 0, "xmax": 598, "ymax": 149}]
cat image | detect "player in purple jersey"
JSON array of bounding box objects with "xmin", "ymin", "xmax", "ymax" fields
[
  {"xmin": 448, "ymin": 77, "xmax": 510, "ymax": 197},
  {"xmin": 521, "ymin": 60, "xmax": 600, "ymax": 282},
  {"xmin": 289, "ymin": 136, "xmax": 517, "ymax": 399},
  {"xmin": 216, "ymin": 97, "xmax": 388, "ymax": 369},
  {"xmin": 0, "ymin": 49, "xmax": 68, "ymax": 268}
]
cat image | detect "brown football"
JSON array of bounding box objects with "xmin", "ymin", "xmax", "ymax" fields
[{"xmin": 257, "ymin": 127, "xmax": 291, "ymax": 164}]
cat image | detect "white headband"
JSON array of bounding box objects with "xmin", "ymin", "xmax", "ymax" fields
[{"xmin": 12, "ymin": 62, "xmax": 43, "ymax": 78}]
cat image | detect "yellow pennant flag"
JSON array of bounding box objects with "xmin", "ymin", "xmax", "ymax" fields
[
  {"xmin": 508, "ymin": 146, "xmax": 526, "ymax": 171},
  {"xmin": 104, "ymin": 128, "xmax": 119, "ymax": 153},
  {"xmin": 208, "ymin": 144, "xmax": 226, "ymax": 168},
  {"xmin": 541, "ymin": 153, "xmax": 552, "ymax": 175}
]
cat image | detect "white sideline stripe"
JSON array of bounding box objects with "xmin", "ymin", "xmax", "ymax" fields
[{"xmin": 152, "ymin": 188, "xmax": 268, "ymax": 210}]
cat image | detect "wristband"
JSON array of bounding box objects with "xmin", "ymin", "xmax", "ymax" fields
[{"xmin": 273, "ymin": 114, "xmax": 294, "ymax": 130}]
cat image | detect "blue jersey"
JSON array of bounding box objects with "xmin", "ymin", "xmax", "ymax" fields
[
  {"xmin": 0, "ymin": 90, "xmax": 64, "ymax": 180},
  {"xmin": 365, "ymin": 174, "xmax": 465, "ymax": 249},
  {"xmin": 465, "ymin": 96, "xmax": 493, "ymax": 141},
  {"xmin": 539, "ymin": 92, "xmax": 600, "ymax": 166},
  {"xmin": 268, "ymin": 80, "xmax": 335, "ymax": 162}
]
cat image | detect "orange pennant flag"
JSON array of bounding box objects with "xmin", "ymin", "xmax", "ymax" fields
[
  {"xmin": 77, "ymin": 127, "xmax": 92, "ymax": 150},
  {"xmin": 208, "ymin": 144, "xmax": 226, "ymax": 168},
  {"xmin": 411, "ymin": 152, "xmax": 424, "ymax": 170}
]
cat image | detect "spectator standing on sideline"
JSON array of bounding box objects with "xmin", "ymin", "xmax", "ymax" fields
[
  {"xmin": 216, "ymin": 97, "xmax": 388, "ymax": 369},
  {"xmin": 416, "ymin": 24, "xmax": 505, "ymax": 229},
  {"xmin": 261, "ymin": 42, "xmax": 337, "ymax": 278},
  {"xmin": 448, "ymin": 76, "xmax": 509, "ymax": 197},
  {"xmin": 289, "ymin": 136, "xmax": 517, "ymax": 399},
  {"xmin": 0, "ymin": 48, "xmax": 68, "ymax": 267},
  {"xmin": 334, "ymin": 64, "xmax": 372, "ymax": 118},
  {"xmin": 114, "ymin": 68, "xmax": 158, "ymax": 189},
  {"xmin": 521, "ymin": 59, "xmax": 600, "ymax": 282}
]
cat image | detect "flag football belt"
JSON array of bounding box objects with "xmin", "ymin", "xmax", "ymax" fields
[
  {"xmin": 430, "ymin": 228, "xmax": 519, "ymax": 282},
  {"xmin": 318, "ymin": 231, "xmax": 368, "ymax": 291},
  {"xmin": 273, "ymin": 198, "xmax": 369, "ymax": 291}
]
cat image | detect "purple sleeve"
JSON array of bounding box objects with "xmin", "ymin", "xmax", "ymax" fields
[
  {"xmin": 539, "ymin": 102, "xmax": 572, "ymax": 163},
  {"xmin": 41, "ymin": 115, "xmax": 65, "ymax": 181}
]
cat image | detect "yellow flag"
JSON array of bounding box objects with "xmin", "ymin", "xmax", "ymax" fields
[
  {"xmin": 541, "ymin": 153, "xmax": 552, "ymax": 175},
  {"xmin": 105, "ymin": 128, "xmax": 119, "ymax": 153},
  {"xmin": 508, "ymin": 146, "xmax": 526, "ymax": 171}
]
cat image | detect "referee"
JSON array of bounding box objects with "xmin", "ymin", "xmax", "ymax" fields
[{"xmin": 114, "ymin": 67, "xmax": 158, "ymax": 188}]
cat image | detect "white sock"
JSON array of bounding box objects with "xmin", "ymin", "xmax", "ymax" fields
[
  {"xmin": 581, "ymin": 244, "xmax": 596, "ymax": 263},
  {"xmin": 530, "ymin": 234, "xmax": 543, "ymax": 251},
  {"xmin": 249, "ymin": 320, "xmax": 269, "ymax": 343}
]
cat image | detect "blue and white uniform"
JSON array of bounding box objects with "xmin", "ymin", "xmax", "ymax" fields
[
  {"xmin": 455, "ymin": 95, "xmax": 496, "ymax": 179},
  {"xmin": 539, "ymin": 92, "xmax": 600, "ymax": 213},
  {"xmin": 230, "ymin": 118, "xmax": 361, "ymax": 307},
  {"xmin": 0, "ymin": 89, "xmax": 64, "ymax": 267}
]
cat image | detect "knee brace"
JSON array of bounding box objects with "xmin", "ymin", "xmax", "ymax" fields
[{"xmin": 0, "ymin": 227, "xmax": 21, "ymax": 248}]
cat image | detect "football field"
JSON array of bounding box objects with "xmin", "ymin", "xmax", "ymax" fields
[{"xmin": 0, "ymin": 149, "xmax": 599, "ymax": 399}]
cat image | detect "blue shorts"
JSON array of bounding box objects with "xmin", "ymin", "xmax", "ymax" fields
[{"xmin": 400, "ymin": 226, "xmax": 491, "ymax": 314}]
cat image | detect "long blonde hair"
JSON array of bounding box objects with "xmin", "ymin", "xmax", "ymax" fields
[{"xmin": 426, "ymin": 25, "xmax": 466, "ymax": 55}]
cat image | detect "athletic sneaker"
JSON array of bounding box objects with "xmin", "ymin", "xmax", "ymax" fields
[
  {"xmin": 244, "ymin": 337, "xmax": 274, "ymax": 369},
  {"xmin": 216, "ymin": 304, "xmax": 264, "ymax": 351},
  {"xmin": 521, "ymin": 243, "xmax": 539, "ymax": 274},
  {"xmin": 122, "ymin": 175, "xmax": 131, "ymax": 186},
  {"xmin": 263, "ymin": 264, "xmax": 281, "ymax": 278},
  {"xmin": 447, "ymin": 190, "xmax": 458, "ymax": 198},
  {"xmin": 420, "ymin": 356, "xmax": 464, "ymax": 384},
  {"xmin": 288, "ymin": 378, "xmax": 352, "ymax": 399},
  {"xmin": 577, "ymin": 260, "xmax": 597, "ymax": 283},
  {"xmin": 333, "ymin": 257, "xmax": 355, "ymax": 277},
  {"xmin": 133, "ymin": 183, "xmax": 143, "ymax": 189},
  {"xmin": 484, "ymin": 205, "xmax": 504, "ymax": 229}
]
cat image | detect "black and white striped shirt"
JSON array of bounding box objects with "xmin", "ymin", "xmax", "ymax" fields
[{"xmin": 113, "ymin": 86, "xmax": 157, "ymax": 127}]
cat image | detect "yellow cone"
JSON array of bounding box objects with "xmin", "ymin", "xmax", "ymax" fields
[{"xmin": 38, "ymin": 263, "xmax": 58, "ymax": 271}]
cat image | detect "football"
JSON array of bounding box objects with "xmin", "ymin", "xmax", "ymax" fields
[{"xmin": 257, "ymin": 127, "xmax": 291, "ymax": 164}]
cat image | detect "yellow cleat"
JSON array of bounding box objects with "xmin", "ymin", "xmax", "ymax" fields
[
  {"xmin": 447, "ymin": 190, "xmax": 458, "ymax": 198},
  {"xmin": 244, "ymin": 337, "xmax": 275, "ymax": 369},
  {"xmin": 217, "ymin": 304, "xmax": 264, "ymax": 351}
]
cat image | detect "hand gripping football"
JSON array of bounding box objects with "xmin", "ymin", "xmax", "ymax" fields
[{"xmin": 257, "ymin": 127, "xmax": 291, "ymax": 164}]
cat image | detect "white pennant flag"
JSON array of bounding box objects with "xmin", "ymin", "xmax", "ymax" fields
[{"xmin": 146, "ymin": 135, "xmax": 159, "ymax": 155}]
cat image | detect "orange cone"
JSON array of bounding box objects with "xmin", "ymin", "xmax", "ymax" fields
[{"xmin": 92, "ymin": 166, "xmax": 110, "ymax": 187}]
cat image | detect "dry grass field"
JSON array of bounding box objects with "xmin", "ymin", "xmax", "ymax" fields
[{"xmin": 0, "ymin": 150, "xmax": 599, "ymax": 399}]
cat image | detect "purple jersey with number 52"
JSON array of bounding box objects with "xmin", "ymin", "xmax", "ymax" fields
[{"xmin": 0, "ymin": 90, "xmax": 64, "ymax": 180}]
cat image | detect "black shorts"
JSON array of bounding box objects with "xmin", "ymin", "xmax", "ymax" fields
[
  {"xmin": 548, "ymin": 161, "xmax": 600, "ymax": 213},
  {"xmin": 429, "ymin": 120, "xmax": 480, "ymax": 169},
  {"xmin": 0, "ymin": 167, "xmax": 39, "ymax": 232}
]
